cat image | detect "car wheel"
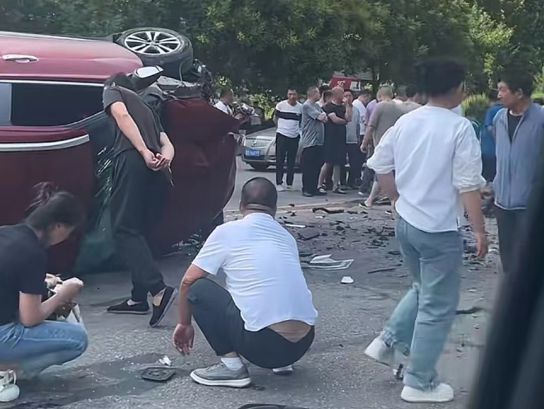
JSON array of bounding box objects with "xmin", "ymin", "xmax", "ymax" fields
[
  {"xmin": 116, "ymin": 27, "xmax": 194, "ymax": 79},
  {"xmin": 249, "ymin": 164, "xmax": 270, "ymax": 171}
]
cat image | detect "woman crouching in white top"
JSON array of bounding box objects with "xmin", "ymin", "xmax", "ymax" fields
[{"xmin": 173, "ymin": 177, "xmax": 317, "ymax": 388}]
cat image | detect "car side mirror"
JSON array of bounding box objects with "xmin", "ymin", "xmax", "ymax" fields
[{"xmin": 131, "ymin": 66, "xmax": 164, "ymax": 91}]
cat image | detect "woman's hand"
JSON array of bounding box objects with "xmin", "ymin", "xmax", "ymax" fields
[{"xmin": 56, "ymin": 278, "xmax": 84, "ymax": 303}]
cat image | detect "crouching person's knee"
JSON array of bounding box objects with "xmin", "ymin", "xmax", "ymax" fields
[
  {"xmin": 187, "ymin": 278, "xmax": 213, "ymax": 304},
  {"xmin": 70, "ymin": 324, "xmax": 89, "ymax": 358}
]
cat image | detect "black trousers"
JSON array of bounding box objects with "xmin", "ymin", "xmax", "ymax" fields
[
  {"xmin": 346, "ymin": 143, "xmax": 363, "ymax": 186},
  {"xmin": 301, "ymin": 145, "xmax": 323, "ymax": 194},
  {"xmin": 495, "ymin": 207, "xmax": 527, "ymax": 274},
  {"xmin": 275, "ymin": 133, "xmax": 299, "ymax": 186},
  {"xmin": 110, "ymin": 150, "xmax": 167, "ymax": 302},
  {"xmin": 188, "ymin": 279, "xmax": 315, "ymax": 369}
]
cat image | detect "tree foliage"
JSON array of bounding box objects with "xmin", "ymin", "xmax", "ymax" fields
[{"xmin": 1, "ymin": 0, "xmax": 542, "ymax": 95}]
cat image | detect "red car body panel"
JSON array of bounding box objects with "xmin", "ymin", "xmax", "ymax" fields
[
  {"xmin": 155, "ymin": 99, "xmax": 238, "ymax": 249},
  {"xmin": 0, "ymin": 31, "xmax": 237, "ymax": 273},
  {"xmin": 0, "ymin": 128, "xmax": 95, "ymax": 272},
  {"xmin": 0, "ymin": 32, "xmax": 142, "ymax": 81}
]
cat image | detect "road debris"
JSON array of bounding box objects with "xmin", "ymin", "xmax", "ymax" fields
[
  {"xmin": 284, "ymin": 223, "xmax": 307, "ymax": 229},
  {"xmin": 367, "ymin": 267, "xmax": 396, "ymax": 275},
  {"xmin": 158, "ymin": 355, "xmax": 172, "ymax": 366},
  {"xmin": 301, "ymin": 255, "xmax": 354, "ymax": 270},
  {"xmin": 298, "ymin": 228, "xmax": 321, "ymax": 241},
  {"xmin": 341, "ymin": 276, "xmax": 354, "ymax": 284},
  {"xmin": 312, "ymin": 207, "xmax": 345, "ymax": 215}
]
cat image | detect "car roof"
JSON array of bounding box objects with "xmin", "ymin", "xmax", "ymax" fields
[{"xmin": 0, "ymin": 31, "xmax": 142, "ymax": 83}]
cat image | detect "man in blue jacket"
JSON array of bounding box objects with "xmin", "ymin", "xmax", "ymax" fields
[{"xmin": 494, "ymin": 69, "xmax": 544, "ymax": 274}]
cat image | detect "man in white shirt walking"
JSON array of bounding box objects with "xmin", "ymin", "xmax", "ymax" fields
[
  {"xmin": 274, "ymin": 89, "xmax": 303, "ymax": 191},
  {"xmin": 173, "ymin": 177, "xmax": 317, "ymax": 388},
  {"xmin": 364, "ymin": 58, "xmax": 488, "ymax": 403}
]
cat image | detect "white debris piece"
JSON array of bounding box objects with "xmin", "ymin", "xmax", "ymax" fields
[
  {"xmin": 341, "ymin": 276, "xmax": 354, "ymax": 284},
  {"xmin": 159, "ymin": 356, "xmax": 172, "ymax": 366},
  {"xmin": 302, "ymin": 255, "xmax": 354, "ymax": 270}
]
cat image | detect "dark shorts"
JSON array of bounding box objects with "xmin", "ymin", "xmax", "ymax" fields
[{"xmin": 323, "ymin": 135, "xmax": 346, "ymax": 165}]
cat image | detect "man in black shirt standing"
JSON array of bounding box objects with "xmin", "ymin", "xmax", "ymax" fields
[
  {"xmin": 319, "ymin": 86, "xmax": 352, "ymax": 194},
  {"xmin": 103, "ymin": 73, "xmax": 177, "ymax": 327}
]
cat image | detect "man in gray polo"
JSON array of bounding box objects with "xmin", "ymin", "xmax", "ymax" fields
[
  {"xmin": 300, "ymin": 86, "xmax": 328, "ymax": 197},
  {"xmin": 494, "ymin": 69, "xmax": 544, "ymax": 274}
]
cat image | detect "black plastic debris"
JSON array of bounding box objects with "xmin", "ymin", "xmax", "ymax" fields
[{"xmin": 141, "ymin": 367, "xmax": 176, "ymax": 382}]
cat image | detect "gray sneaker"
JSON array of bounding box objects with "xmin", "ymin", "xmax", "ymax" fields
[{"xmin": 190, "ymin": 362, "xmax": 251, "ymax": 388}]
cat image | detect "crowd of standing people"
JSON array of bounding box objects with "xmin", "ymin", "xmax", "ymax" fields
[{"xmin": 275, "ymin": 81, "xmax": 425, "ymax": 201}]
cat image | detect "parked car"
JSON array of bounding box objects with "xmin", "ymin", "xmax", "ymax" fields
[
  {"xmin": 241, "ymin": 127, "xmax": 303, "ymax": 171},
  {"xmin": 0, "ymin": 30, "xmax": 238, "ymax": 273}
]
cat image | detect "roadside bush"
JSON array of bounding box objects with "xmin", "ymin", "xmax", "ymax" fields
[{"xmin": 463, "ymin": 94, "xmax": 488, "ymax": 123}]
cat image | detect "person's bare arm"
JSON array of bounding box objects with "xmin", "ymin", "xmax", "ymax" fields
[
  {"xmin": 376, "ymin": 172, "xmax": 399, "ymax": 201},
  {"xmin": 110, "ymin": 101, "xmax": 148, "ymax": 153},
  {"xmin": 362, "ymin": 125, "xmax": 375, "ymax": 150},
  {"xmin": 18, "ymin": 278, "xmax": 83, "ymax": 327},
  {"xmin": 328, "ymin": 113, "xmax": 348, "ymax": 125},
  {"xmin": 173, "ymin": 265, "xmax": 208, "ymax": 355},
  {"xmin": 345, "ymin": 104, "xmax": 353, "ymax": 122},
  {"xmin": 461, "ymin": 190, "xmax": 488, "ymax": 257}
]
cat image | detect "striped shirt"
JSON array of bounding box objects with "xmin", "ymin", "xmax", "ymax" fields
[{"xmin": 275, "ymin": 100, "xmax": 302, "ymax": 138}]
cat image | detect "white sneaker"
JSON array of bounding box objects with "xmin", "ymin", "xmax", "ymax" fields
[
  {"xmin": 364, "ymin": 334, "xmax": 406, "ymax": 379},
  {"xmin": 401, "ymin": 383, "xmax": 454, "ymax": 403},
  {"xmin": 272, "ymin": 365, "xmax": 294, "ymax": 376},
  {"xmin": 285, "ymin": 185, "xmax": 294, "ymax": 192},
  {"xmin": 276, "ymin": 184, "xmax": 285, "ymax": 192},
  {"xmin": 0, "ymin": 370, "xmax": 20, "ymax": 403}
]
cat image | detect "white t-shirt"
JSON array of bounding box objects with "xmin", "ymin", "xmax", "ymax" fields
[
  {"xmin": 275, "ymin": 100, "xmax": 302, "ymax": 138},
  {"xmin": 192, "ymin": 213, "xmax": 318, "ymax": 332},
  {"xmin": 367, "ymin": 106, "xmax": 485, "ymax": 233},
  {"xmin": 215, "ymin": 100, "xmax": 233, "ymax": 116},
  {"xmin": 352, "ymin": 99, "xmax": 367, "ymax": 136}
]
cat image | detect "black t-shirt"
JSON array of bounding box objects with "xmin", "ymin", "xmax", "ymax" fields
[
  {"xmin": 103, "ymin": 86, "xmax": 164, "ymax": 157},
  {"xmin": 0, "ymin": 224, "xmax": 47, "ymax": 326},
  {"xmin": 507, "ymin": 111, "xmax": 523, "ymax": 142},
  {"xmin": 323, "ymin": 102, "xmax": 347, "ymax": 143}
]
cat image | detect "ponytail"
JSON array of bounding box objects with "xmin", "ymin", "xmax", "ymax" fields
[{"xmin": 25, "ymin": 182, "xmax": 85, "ymax": 231}]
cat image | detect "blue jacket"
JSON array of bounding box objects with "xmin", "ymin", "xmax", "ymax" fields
[{"xmin": 493, "ymin": 103, "xmax": 544, "ymax": 210}]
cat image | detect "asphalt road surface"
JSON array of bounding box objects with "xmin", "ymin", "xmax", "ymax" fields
[
  {"xmin": 227, "ymin": 158, "xmax": 362, "ymax": 210},
  {"xmin": 6, "ymin": 166, "xmax": 502, "ymax": 409}
]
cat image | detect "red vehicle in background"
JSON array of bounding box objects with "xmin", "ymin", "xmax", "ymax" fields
[
  {"xmin": 0, "ymin": 30, "xmax": 238, "ymax": 273},
  {"xmin": 329, "ymin": 71, "xmax": 373, "ymax": 92}
]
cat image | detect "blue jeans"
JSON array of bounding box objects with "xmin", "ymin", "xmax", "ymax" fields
[
  {"xmin": 383, "ymin": 217, "xmax": 462, "ymax": 390},
  {"xmin": 0, "ymin": 320, "xmax": 88, "ymax": 378}
]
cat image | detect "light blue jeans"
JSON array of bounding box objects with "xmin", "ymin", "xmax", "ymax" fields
[
  {"xmin": 383, "ymin": 217, "xmax": 462, "ymax": 390},
  {"xmin": 0, "ymin": 320, "xmax": 88, "ymax": 378}
]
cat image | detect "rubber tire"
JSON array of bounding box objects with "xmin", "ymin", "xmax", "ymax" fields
[
  {"xmin": 249, "ymin": 163, "xmax": 270, "ymax": 171},
  {"xmin": 116, "ymin": 27, "xmax": 194, "ymax": 79}
]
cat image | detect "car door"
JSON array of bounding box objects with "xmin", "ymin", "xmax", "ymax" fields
[{"xmin": 0, "ymin": 80, "xmax": 98, "ymax": 272}]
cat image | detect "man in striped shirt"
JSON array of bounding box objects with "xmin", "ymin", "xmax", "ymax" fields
[{"xmin": 274, "ymin": 89, "xmax": 302, "ymax": 192}]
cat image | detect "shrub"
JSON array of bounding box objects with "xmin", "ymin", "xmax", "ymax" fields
[{"xmin": 463, "ymin": 94, "xmax": 489, "ymax": 123}]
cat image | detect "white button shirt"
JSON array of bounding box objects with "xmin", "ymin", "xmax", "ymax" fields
[{"xmin": 367, "ymin": 105, "xmax": 485, "ymax": 233}]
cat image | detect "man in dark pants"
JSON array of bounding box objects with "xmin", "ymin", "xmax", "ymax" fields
[
  {"xmin": 300, "ymin": 86, "xmax": 328, "ymax": 197},
  {"xmin": 274, "ymin": 89, "xmax": 302, "ymax": 192},
  {"xmin": 344, "ymin": 90, "xmax": 362, "ymax": 188},
  {"xmin": 493, "ymin": 69, "xmax": 544, "ymax": 274},
  {"xmin": 103, "ymin": 73, "xmax": 177, "ymax": 327},
  {"xmin": 173, "ymin": 177, "xmax": 317, "ymax": 387}
]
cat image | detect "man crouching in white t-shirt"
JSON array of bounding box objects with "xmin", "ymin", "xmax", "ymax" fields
[{"xmin": 172, "ymin": 177, "xmax": 318, "ymax": 388}]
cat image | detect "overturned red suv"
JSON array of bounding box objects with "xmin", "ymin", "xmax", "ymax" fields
[{"xmin": 0, "ymin": 29, "xmax": 238, "ymax": 273}]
